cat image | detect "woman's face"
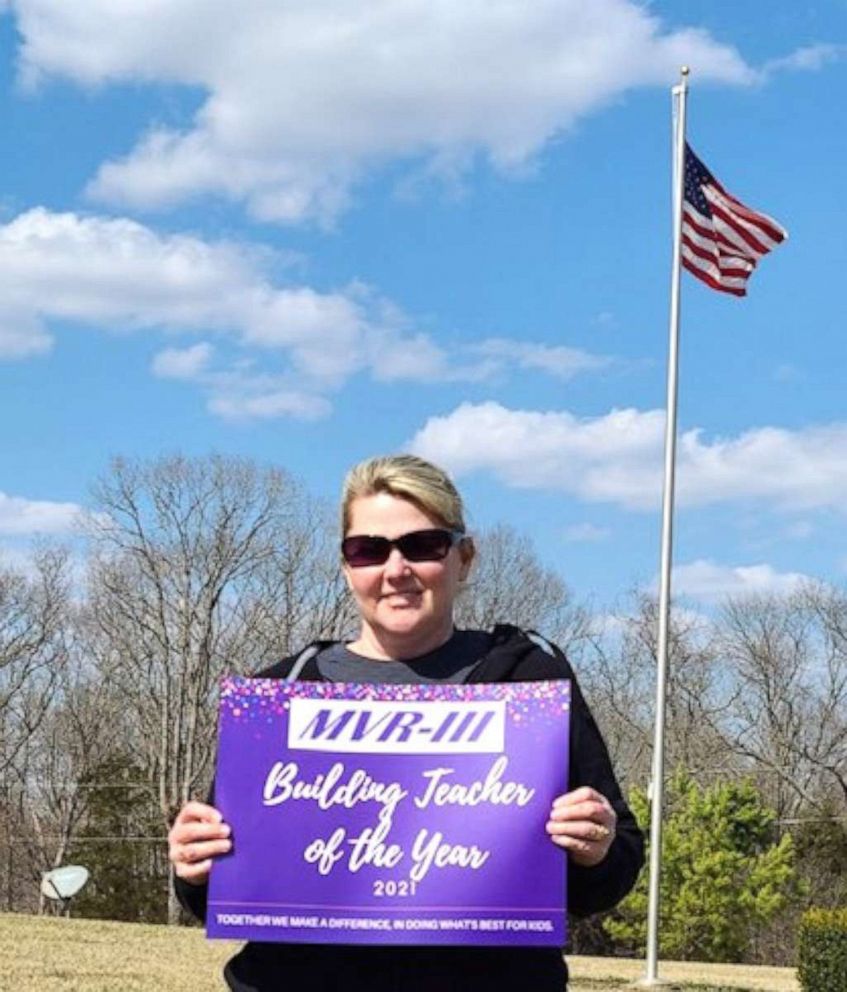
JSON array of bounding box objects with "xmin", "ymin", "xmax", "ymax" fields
[{"xmin": 343, "ymin": 492, "xmax": 472, "ymax": 659}]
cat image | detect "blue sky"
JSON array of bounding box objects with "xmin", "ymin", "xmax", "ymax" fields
[{"xmin": 1, "ymin": 1, "xmax": 845, "ymax": 611}]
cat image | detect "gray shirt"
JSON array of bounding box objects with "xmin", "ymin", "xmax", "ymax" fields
[{"xmin": 316, "ymin": 629, "xmax": 492, "ymax": 684}]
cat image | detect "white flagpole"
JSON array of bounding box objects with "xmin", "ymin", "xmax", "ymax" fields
[{"xmin": 639, "ymin": 65, "xmax": 689, "ymax": 989}]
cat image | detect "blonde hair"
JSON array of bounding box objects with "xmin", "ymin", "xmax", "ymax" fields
[{"xmin": 341, "ymin": 455, "xmax": 467, "ymax": 535}]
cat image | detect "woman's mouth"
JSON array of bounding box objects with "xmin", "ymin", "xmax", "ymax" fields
[{"xmin": 382, "ymin": 590, "xmax": 422, "ymax": 603}]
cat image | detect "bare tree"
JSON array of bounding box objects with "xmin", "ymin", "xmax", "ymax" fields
[
  {"xmin": 455, "ymin": 524, "xmax": 589, "ymax": 654},
  {"xmin": 576, "ymin": 609, "xmax": 655, "ymax": 789},
  {"xmin": 717, "ymin": 584, "xmax": 847, "ymax": 817},
  {"xmin": 579, "ymin": 594, "xmax": 734, "ymax": 790},
  {"xmin": 85, "ymin": 454, "xmax": 348, "ymax": 922},
  {"xmin": 0, "ymin": 548, "xmax": 70, "ymax": 776},
  {"xmin": 16, "ymin": 648, "xmax": 124, "ymax": 915},
  {"xmin": 0, "ymin": 548, "xmax": 77, "ymax": 912},
  {"xmin": 227, "ymin": 488, "xmax": 356, "ymax": 669},
  {"xmin": 800, "ymin": 584, "xmax": 847, "ymax": 807}
]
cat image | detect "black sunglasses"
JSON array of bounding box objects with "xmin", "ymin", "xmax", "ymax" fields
[{"xmin": 341, "ymin": 528, "xmax": 465, "ymax": 568}]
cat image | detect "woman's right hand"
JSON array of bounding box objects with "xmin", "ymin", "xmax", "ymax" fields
[{"xmin": 168, "ymin": 801, "xmax": 232, "ymax": 886}]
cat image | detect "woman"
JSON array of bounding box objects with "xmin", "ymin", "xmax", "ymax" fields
[{"xmin": 169, "ymin": 454, "xmax": 643, "ymax": 991}]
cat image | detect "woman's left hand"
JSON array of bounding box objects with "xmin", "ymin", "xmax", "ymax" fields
[{"xmin": 545, "ymin": 786, "xmax": 617, "ymax": 867}]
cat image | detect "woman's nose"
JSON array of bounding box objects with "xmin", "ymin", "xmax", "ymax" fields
[{"xmin": 383, "ymin": 547, "xmax": 411, "ymax": 576}]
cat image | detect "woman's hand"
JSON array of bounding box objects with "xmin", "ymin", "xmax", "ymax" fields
[
  {"xmin": 545, "ymin": 786, "xmax": 617, "ymax": 867},
  {"xmin": 168, "ymin": 801, "xmax": 232, "ymax": 886}
]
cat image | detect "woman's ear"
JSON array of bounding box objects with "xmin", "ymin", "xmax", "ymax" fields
[{"xmin": 458, "ymin": 538, "xmax": 475, "ymax": 582}]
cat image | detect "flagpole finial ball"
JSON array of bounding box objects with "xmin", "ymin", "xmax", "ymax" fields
[{"xmin": 681, "ymin": 65, "xmax": 690, "ymax": 76}]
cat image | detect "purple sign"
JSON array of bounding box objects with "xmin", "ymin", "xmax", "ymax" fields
[{"xmin": 207, "ymin": 678, "xmax": 570, "ymax": 947}]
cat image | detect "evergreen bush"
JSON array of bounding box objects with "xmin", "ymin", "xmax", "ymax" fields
[{"xmin": 798, "ymin": 908, "xmax": 847, "ymax": 992}]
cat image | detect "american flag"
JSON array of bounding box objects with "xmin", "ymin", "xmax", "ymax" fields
[{"xmin": 681, "ymin": 144, "xmax": 787, "ymax": 297}]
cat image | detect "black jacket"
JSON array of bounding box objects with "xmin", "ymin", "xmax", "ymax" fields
[{"xmin": 177, "ymin": 626, "xmax": 644, "ymax": 991}]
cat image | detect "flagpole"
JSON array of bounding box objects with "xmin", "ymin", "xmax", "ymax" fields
[{"xmin": 639, "ymin": 65, "xmax": 689, "ymax": 989}]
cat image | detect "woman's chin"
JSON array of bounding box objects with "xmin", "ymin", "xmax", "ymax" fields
[
  {"xmin": 379, "ymin": 612, "xmax": 428, "ymax": 635},
  {"xmin": 374, "ymin": 611, "xmax": 447, "ymax": 644}
]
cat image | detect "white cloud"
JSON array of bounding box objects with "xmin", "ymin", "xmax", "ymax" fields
[
  {"xmin": 563, "ymin": 523, "xmax": 610, "ymax": 543},
  {"xmin": 472, "ymin": 339, "xmax": 612, "ymax": 380},
  {"xmin": 784, "ymin": 520, "xmax": 814, "ymax": 540},
  {"xmin": 1, "ymin": 208, "xmax": 613, "ymax": 419},
  {"xmin": 409, "ymin": 401, "xmax": 847, "ymax": 513},
  {"xmin": 763, "ymin": 43, "xmax": 846, "ymax": 76},
  {"xmin": 152, "ymin": 342, "xmax": 214, "ymax": 379},
  {"xmin": 367, "ymin": 331, "xmax": 451, "ymax": 383},
  {"xmin": 597, "ymin": 605, "xmax": 712, "ymax": 640},
  {"xmin": 152, "ymin": 347, "xmax": 335, "ymax": 422},
  {"xmin": 0, "ymin": 310, "xmax": 53, "ymax": 359},
  {"xmin": 12, "ymin": 0, "xmax": 756, "ymax": 224},
  {"xmin": 0, "ymin": 207, "xmax": 260, "ymax": 333},
  {"xmin": 208, "ymin": 390, "xmax": 331, "ymax": 422},
  {"xmin": 411, "ymin": 401, "xmax": 666, "ymax": 506},
  {"xmin": 671, "ymin": 559, "xmax": 810, "ymax": 604},
  {"xmin": 0, "ymin": 492, "xmax": 83, "ymax": 535},
  {"xmin": 0, "ymin": 208, "xmax": 439, "ymax": 417}
]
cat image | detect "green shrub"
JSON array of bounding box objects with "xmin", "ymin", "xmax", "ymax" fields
[
  {"xmin": 798, "ymin": 908, "xmax": 847, "ymax": 992},
  {"xmin": 604, "ymin": 773, "xmax": 797, "ymax": 962}
]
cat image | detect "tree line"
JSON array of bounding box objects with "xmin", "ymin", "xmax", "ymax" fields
[{"xmin": 1, "ymin": 454, "xmax": 844, "ymax": 964}]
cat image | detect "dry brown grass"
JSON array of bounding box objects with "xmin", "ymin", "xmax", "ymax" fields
[
  {"xmin": 0, "ymin": 913, "xmax": 799, "ymax": 991},
  {"xmin": 568, "ymin": 954, "xmax": 799, "ymax": 992},
  {"xmin": 0, "ymin": 913, "xmax": 235, "ymax": 991}
]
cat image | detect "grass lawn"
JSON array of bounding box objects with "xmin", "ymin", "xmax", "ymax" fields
[
  {"xmin": 0, "ymin": 913, "xmax": 799, "ymax": 991},
  {"xmin": 568, "ymin": 955, "xmax": 798, "ymax": 991}
]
